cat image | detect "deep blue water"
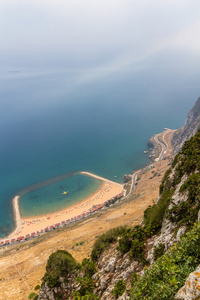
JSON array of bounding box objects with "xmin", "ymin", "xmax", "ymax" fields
[{"xmin": 0, "ymin": 65, "xmax": 199, "ymax": 237}]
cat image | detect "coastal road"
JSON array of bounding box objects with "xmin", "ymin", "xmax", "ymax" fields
[
  {"xmin": 124, "ymin": 129, "xmax": 172, "ymax": 199},
  {"xmin": 154, "ymin": 131, "xmax": 168, "ymax": 161}
]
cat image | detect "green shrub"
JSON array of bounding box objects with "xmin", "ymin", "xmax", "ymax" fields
[
  {"xmin": 28, "ymin": 293, "xmax": 37, "ymax": 299},
  {"xmin": 117, "ymin": 226, "xmax": 147, "ymax": 264},
  {"xmin": 153, "ymin": 243, "xmax": 165, "ymax": 260},
  {"xmin": 34, "ymin": 285, "xmax": 40, "ymax": 291},
  {"xmin": 166, "ymin": 172, "xmax": 200, "ymax": 228},
  {"xmin": 75, "ymin": 276, "xmax": 95, "ymax": 297},
  {"xmin": 73, "ymin": 258, "xmax": 98, "ymax": 299},
  {"xmin": 111, "ymin": 279, "xmax": 126, "ymax": 299},
  {"xmin": 130, "ymin": 222, "xmax": 200, "ymax": 299},
  {"xmin": 143, "ymin": 189, "xmax": 174, "ymax": 234},
  {"xmin": 166, "ymin": 201, "xmax": 200, "ymax": 229},
  {"xmin": 179, "ymin": 173, "xmax": 200, "ymax": 203},
  {"xmin": 81, "ymin": 258, "xmax": 96, "ymax": 277},
  {"xmin": 73, "ymin": 292, "xmax": 100, "ymax": 299},
  {"xmin": 159, "ymin": 167, "xmax": 172, "ymax": 194},
  {"xmin": 43, "ymin": 250, "xmax": 79, "ymax": 288},
  {"xmin": 91, "ymin": 226, "xmax": 127, "ymax": 261},
  {"xmin": 172, "ymin": 131, "xmax": 200, "ymax": 185}
]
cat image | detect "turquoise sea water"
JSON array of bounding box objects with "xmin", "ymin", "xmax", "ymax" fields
[
  {"xmin": 20, "ymin": 174, "xmax": 103, "ymax": 217},
  {"xmin": 0, "ymin": 65, "xmax": 199, "ymax": 237}
]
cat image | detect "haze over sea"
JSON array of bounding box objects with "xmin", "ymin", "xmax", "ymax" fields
[
  {"xmin": 0, "ymin": 64, "xmax": 199, "ymax": 238},
  {"xmin": 1, "ymin": 0, "xmax": 200, "ymax": 237}
]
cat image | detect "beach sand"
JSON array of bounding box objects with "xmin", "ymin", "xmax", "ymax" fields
[
  {"xmin": 8, "ymin": 196, "xmax": 22, "ymax": 238},
  {"xmin": 12, "ymin": 181, "xmax": 123, "ymax": 239}
]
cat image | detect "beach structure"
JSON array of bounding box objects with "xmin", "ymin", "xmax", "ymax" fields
[{"xmin": 0, "ymin": 187, "xmax": 125, "ymax": 247}]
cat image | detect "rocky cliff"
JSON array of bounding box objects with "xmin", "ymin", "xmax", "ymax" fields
[
  {"xmin": 36, "ymin": 131, "xmax": 200, "ymax": 299},
  {"xmin": 172, "ymin": 97, "xmax": 200, "ymax": 153}
]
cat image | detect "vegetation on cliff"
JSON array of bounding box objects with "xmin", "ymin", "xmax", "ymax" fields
[
  {"xmin": 43, "ymin": 250, "xmax": 79, "ymax": 288},
  {"xmin": 39, "ymin": 131, "xmax": 200, "ymax": 299},
  {"xmin": 130, "ymin": 222, "xmax": 200, "ymax": 299},
  {"xmin": 91, "ymin": 226, "xmax": 127, "ymax": 261}
]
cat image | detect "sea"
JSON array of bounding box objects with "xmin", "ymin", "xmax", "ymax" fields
[{"xmin": 0, "ymin": 66, "xmax": 199, "ymax": 237}]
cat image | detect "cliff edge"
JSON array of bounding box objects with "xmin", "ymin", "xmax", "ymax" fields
[{"xmin": 172, "ymin": 97, "xmax": 200, "ymax": 153}]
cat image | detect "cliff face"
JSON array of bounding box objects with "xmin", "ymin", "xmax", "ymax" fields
[
  {"xmin": 37, "ymin": 131, "xmax": 200, "ymax": 300},
  {"xmin": 172, "ymin": 97, "xmax": 200, "ymax": 153}
]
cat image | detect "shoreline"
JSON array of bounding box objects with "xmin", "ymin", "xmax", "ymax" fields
[
  {"xmin": 1, "ymin": 129, "xmax": 175, "ymax": 244},
  {"xmin": 80, "ymin": 171, "xmax": 122, "ymax": 186},
  {"xmin": 2, "ymin": 175, "xmax": 123, "ymax": 242},
  {"xmin": 0, "ymin": 129, "xmax": 177, "ymax": 299},
  {"xmin": 8, "ymin": 196, "xmax": 22, "ymax": 238}
]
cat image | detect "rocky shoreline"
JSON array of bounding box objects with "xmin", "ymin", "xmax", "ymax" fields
[{"xmin": 147, "ymin": 135, "xmax": 162, "ymax": 162}]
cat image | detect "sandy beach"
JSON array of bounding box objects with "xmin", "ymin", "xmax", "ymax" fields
[
  {"xmin": 8, "ymin": 196, "xmax": 22, "ymax": 238},
  {"xmin": 10, "ymin": 180, "xmax": 123, "ymax": 240}
]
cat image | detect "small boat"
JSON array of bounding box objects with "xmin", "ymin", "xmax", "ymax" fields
[{"xmin": 62, "ymin": 191, "xmax": 68, "ymax": 195}]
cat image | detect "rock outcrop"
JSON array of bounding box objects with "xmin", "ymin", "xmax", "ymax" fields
[
  {"xmin": 172, "ymin": 97, "xmax": 200, "ymax": 153},
  {"xmin": 123, "ymin": 174, "xmax": 132, "ymax": 183},
  {"xmin": 175, "ymin": 265, "xmax": 200, "ymax": 300},
  {"xmin": 147, "ymin": 136, "xmax": 161, "ymax": 162}
]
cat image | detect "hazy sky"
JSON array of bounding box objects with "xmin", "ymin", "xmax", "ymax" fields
[{"xmin": 1, "ymin": 0, "xmax": 200, "ymax": 72}]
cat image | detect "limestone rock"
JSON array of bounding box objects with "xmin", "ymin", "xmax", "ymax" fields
[
  {"xmin": 176, "ymin": 226, "xmax": 186, "ymax": 241},
  {"xmin": 107, "ymin": 257, "xmax": 116, "ymax": 272},
  {"xmin": 38, "ymin": 283, "xmax": 56, "ymax": 300},
  {"xmin": 175, "ymin": 265, "xmax": 200, "ymax": 299},
  {"xmin": 100, "ymin": 274, "xmax": 110, "ymax": 290}
]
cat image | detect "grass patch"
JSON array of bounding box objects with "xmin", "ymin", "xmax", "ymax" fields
[
  {"xmin": 143, "ymin": 189, "xmax": 174, "ymax": 234},
  {"xmin": 91, "ymin": 226, "xmax": 127, "ymax": 261},
  {"xmin": 111, "ymin": 279, "xmax": 126, "ymax": 299}
]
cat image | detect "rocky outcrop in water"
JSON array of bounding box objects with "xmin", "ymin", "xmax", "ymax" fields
[
  {"xmin": 147, "ymin": 136, "xmax": 161, "ymax": 162},
  {"xmin": 123, "ymin": 174, "xmax": 132, "ymax": 183}
]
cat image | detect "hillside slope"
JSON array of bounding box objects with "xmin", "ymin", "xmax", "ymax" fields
[{"xmin": 37, "ymin": 131, "xmax": 200, "ymax": 299}]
